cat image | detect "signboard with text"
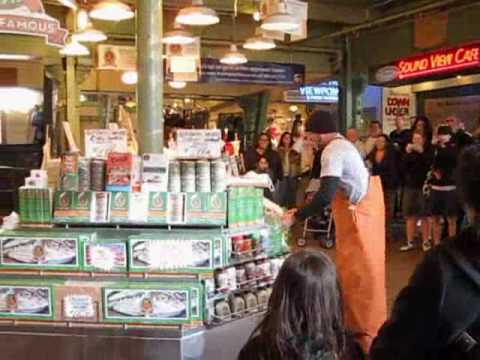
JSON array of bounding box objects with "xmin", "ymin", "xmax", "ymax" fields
[
  {"xmin": 0, "ymin": 0, "xmax": 67, "ymax": 47},
  {"xmin": 284, "ymin": 81, "xmax": 339, "ymax": 103},
  {"xmin": 375, "ymin": 42, "xmax": 480, "ymax": 83},
  {"xmin": 382, "ymin": 91, "xmax": 416, "ymax": 134},
  {"xmin": 176, "ymin": 129, "xmax": 222, "ymax": 160}
]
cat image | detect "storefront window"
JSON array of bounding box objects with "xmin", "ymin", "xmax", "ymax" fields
[{"xmin": 0, "ymin": 87, "xmax": 43, "ymax": 145}]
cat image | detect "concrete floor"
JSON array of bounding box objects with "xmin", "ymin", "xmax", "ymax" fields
[{"xmin": 293, "ymin": 222, "xmax": 425, "ymax": 311}]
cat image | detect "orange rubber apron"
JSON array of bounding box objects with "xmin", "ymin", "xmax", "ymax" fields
[{"xmin": 331, "ymin": 176, "xmax": 387, "ymax": 354}]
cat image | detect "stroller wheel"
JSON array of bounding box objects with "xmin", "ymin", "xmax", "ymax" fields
[
  {"xmin": 297, "ymin": 238, "xmax": 306, "ymax": 247},
  {"xmin": 322, "ymin": 239, "xmax": 335, "ymax": 249}
]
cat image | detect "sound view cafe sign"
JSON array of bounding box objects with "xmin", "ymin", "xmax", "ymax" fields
[
  {"xmin": 0, "ymin": 0, "xmax": 68, "ymax": 46},
  {"xmin": 375, "ymin": 42, "xmax": 480, "ymax": 84}
]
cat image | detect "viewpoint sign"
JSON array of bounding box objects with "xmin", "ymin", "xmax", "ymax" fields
[{"xmin": 0, "ymin": 0, "xmax": 68, "ymax": 47}]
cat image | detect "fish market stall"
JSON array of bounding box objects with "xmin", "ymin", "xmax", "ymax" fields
[{"xmin": 0, "ymin": 129, "xmax": 289, "ymax": 360}]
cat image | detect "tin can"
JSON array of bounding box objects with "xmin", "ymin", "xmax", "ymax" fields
[
  {"xmin": 61, "ymin": 153, "xmax": 78, "ymax": 176},
  {"xmin": 168, "ymin": 161, "xmax": 181, "ymax": 193},
  {"xmin": 211, "ymin": 160, "xmax": 227, "ymax": 192},
  {"xmin": 196, "ymin": 161, "xmax": 211, "ymax": 192},
  {"xmin": 181, "ymin": 161, "xmax": 196, "ymax": 193}
]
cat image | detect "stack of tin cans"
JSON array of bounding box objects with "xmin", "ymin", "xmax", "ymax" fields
[
  {"xmin": 90, "ymin": 159, "xmax": 106, "ymax": 191},
  {"xmin": 78, "ymin": 157, "xmax": 91, "ymax": 192},
  {"xmin": 195, "ymin": 160, "xmax": 211, "ymax": 192},
  {"xmin": 211, "ymin": 160, "xmax": 227, "ymax": 192},
  {"xmin": 168, "ymin": 161, "xmax": 181, "ymax": 193},
  {"xmin": 181, "ymin": 161, "xmax": 196, "ymax": 192}
]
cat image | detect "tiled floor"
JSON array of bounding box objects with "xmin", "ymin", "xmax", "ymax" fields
[{"xmin": 292, "ymin": 222, "xmax": 425, "ymax": 311}]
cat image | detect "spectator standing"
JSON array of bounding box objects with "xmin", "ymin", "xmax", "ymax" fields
[
  {"xmin": 472, "ymin": 115, "xmax": 480, "ymax": 140},
  {"xmin": 411, "ymin": 116, "xmax": 433, "ymax": 145},
  {"xmin": 389, "ymin": 117, "xmax": 411, "ymax": 152},
  {"xmin": 367, "ymin": 135, "xmax": 399, "ymax": 241},
  {"xmin": 277, "ymin": 132, "xmax": 301, "ymax": 209},
  {"xmin": 370, "ymin": 145, "xmax": 480, "ymax": 360},
  {"xmin": 244, "ymin": 132, "xmax": 283, "ymax": 185},
  {"xmin": 239, "ymin": 250, "xmax": 363, "ymax": 360},
  {"xmin": 255, "ymin": 156, "xmax": 274, "ymax": 200},
  {"xmin": 346, "ymin": 127, "xmax": 367, "ymax": 158},
  {"xmin": 428, "ymin": 125, "xmax": 459, "ymax": 246},
  {"xmin": 400, "ymin": 132, "xmax": 434, "ymax": 252},
  {"xmin": 445, "ymin": 116, "xmax": 473, "ymax": 150},
  {"xmin": 31, "ymin": 104, "xmax": 45, "ymax": 144},
  {"xmin": 364, "ymin": 121, "xmax": 383, "ymax": 156}
]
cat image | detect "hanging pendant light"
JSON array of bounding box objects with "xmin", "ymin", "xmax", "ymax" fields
[
  {"xmin": 59, "ymin": 37, "xmax": 90, "ymax": 57},
  {"xmin": 176, "ymin": 0, "xmax": 219, "ymax": 26},
  {"xmin": 220, "ymin": 44, "xmax": 248, "ymax": 65},
  {"xmin": 243, "ymin": 35, "xmax": 276, "ymax": 50},
  {"xmin": 162, "ymin": 23, "xmax": 195, "ymax": 45},
  {"xmin": 261, "ymin": 0, "xmax": 299, "ymax": 32},
  {"xmin": 57, "ymin": 0, "xmax": 78, "ymax": 9},
  {"xmin": 89, "ymin": 0, "xmax": 134, "ymax": 22},
  {"xmin": 73, "ymin": 25, "xmax": 108, "ymax": 43},
  {"xmin": 121, "ymin": 71, "xmax": 138, "ymax": 85},
  {"xmin": 169, "ymin": 81, "xmax": 187, "ymax": 89}
]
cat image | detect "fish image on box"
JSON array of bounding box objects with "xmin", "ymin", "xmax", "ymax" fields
[
  {"xmin": 0, "ymin": 286, "xmax": 52, "ymax": 317},
  {"xmin": 104, "ymin": 289, "xmax": 189, "ymax": 322}
]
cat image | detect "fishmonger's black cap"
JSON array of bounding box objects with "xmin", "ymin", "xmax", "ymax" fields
[{"xmin": 306, "ymin": 110, "xmax": 338, "ymax": 134}]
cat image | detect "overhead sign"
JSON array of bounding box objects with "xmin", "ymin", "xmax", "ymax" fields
[
  {"xmin": 176, "ymin": 129, "xmax": 222, "ymax": 160},
  {"xmin": 97, "ymin": 45, "xmax": 136, "ymax": 70},
  {"xmin": 396, "ymin": 43, "xmax": 480, "ymax": 80},
  {"xmin": 200, "ymin": 58, "xmax": 305, "ymax": 86},
  {"xmin": 0, "ymin": 0, "xmax": 68, "ymax": 47},
  {"xmin": 284, "ymin": 81, "xmax": 339, "ymax": 103}
]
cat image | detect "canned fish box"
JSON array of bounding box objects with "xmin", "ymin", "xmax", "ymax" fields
[
  {"xmin": 53, "ymin": 191, "xmax": 75, "ymax": 223},
  {"xmin": 147, "ymin": 192, "xmax": 168, "ymax": 225},
  {"xmin": 110, "ymin": 192, "xmax": 129, "ymax": 223},
  {"xmin": 184, "ymin": 193, "xmax": 227, "ymax": 226},
  {"xmin": 106, "ymin": 152, "xmax": 132, "ymax": 192}
]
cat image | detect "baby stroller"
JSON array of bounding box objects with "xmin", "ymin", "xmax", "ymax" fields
[{"xmin": 297, "ymin": 179, "xmax": 335, "ymax": 249}]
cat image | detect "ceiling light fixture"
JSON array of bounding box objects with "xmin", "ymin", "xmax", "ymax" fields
[
  {"xmin": 89, "ymin": 0, "xmax": 134, "ymax": 22},
  {"xmin": 261, "ymin": 1, "xmax": 299, "ymax": 32},
  {"xmin": 121, "ymin": 70, "xmax": 138, "ymax": 85},
  {"xmin": 176, "ymin": 0, "xmax": 220, "ymax": 26},
  {"xmin": 169, "ymin": 81, "xmax": 187, "ymax": 89},
  {"xmin": 73, "ymin": 24, "xmax": 107, "ymax": 43},
  {"xmin": 253, "ymin": 10, "xmax": 261, "ymax": 22},
  {"xmin": 0, "ymin": 54, "xmax": 35, "ymax": 61},
  {"xmin": 59, "ymin": 37, "xmax": 90, "ymax": 57},
  {"xmin": 57, "ymin": 0, "xmax": 78, "ymax": 10},
  {"xmin": 220, "ymin": 44, "xmax": 248, "ymax": 65},
  {"xmin": 162, "ymin": 23, "xmax": 195, "ymax": 45},
  {"xmin": 76, "ymin": 9, "xmax": 90, "ymax": 30},
  {"xmin": 243, "ymin": 35, "xmax": 276, "ymax": 50}
]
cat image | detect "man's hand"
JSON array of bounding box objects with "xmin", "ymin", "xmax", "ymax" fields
[{"xmin": 282, "ymin": 208, "xmax": 298, "ymax": 228}]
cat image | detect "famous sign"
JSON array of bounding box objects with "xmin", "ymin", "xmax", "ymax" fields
[
  {"xmin": 375, "ymin": 42, "xmax": 480, "ymax": 83},
  {"xmin": 0, "ymin": 0, "xmax": 68, "ymax": 47}
]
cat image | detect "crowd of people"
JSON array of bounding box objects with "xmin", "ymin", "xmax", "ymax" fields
[
  {"xmin": 244, "ymin": 113, "xmax": 480, "ymax": 252},
  {"xmin": 237, "ymin": 110, "xmax": 480, "ymax": 360}
]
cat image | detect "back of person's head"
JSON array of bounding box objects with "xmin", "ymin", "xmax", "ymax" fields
[
  {"xmin": 256, "ymin": 250, "xmax": 345, "ymax": 360},
  {"xmin": 457, "ymin": 144, "xmax": 480, "ymax": 234}
]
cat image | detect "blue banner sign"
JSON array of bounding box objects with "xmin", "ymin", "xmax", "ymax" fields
[
  {"xmin": 200, "ymin": 58, "xmax": 306, "ymax": 86},
  {"xmin": 284, "ymin": 81, "xmax": 339, "ymax": 103}
]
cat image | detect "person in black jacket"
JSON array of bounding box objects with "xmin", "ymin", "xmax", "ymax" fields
[
  {"xmin": 446, "ymin": 116, "xmax": 473, "ymax": 151},
  {"xmin": 400, "ymin": 131, "xmax": 434, "ymax": 252},
  {"xmin": 429, "ymin": 125, "xmax": 460, "ymax": 247},
  {"xmin": 370, "ymin": 144, "xmax": 480, "ymax": 360},
  {"xmin": 239, "ymin": 250, "xmax": 363, "ymax": 360},
  {"xmin": 367, "ymin": 135, "xmax": 399, "ymax": 241}
]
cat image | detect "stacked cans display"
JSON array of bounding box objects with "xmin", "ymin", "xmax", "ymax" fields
[
  {"xmin": 211, "ymin": 160, "xmax": 227, "ymax": 192},
  {"xmin": 180, "ymin": 161, "xmax": 196, "ymax": 193},
  {"xmin": 168, "ymin": 161, "xmax": 181, "ymax": 193},
  {"xmin": 60, "ymin": 153, "xmax": 79, "ymax": 191},
  {"xmin": 78, "ymin": 157, "xmax": 91, "ymax": 192},
  {"xmin": 196, "ymin": 161, "xmax": 211, "ymax": 192},
  {"xmin": 90, "ymin": 159, "xmax": 106, "ymax": 191}
]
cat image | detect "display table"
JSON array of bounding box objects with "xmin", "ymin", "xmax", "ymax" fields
[{"xmin": 0, "ymin": 313, "xmax": 262, "ymax": 360}]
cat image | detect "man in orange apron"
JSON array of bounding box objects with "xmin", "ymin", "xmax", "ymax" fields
[{"xmin": 283, "ymin": 110, "xmax": 387, "ymax": 354}]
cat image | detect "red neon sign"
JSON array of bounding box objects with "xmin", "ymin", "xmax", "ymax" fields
[{"xmin": 396, "ymin": 43, "xmax": 480, "ymax": 80}]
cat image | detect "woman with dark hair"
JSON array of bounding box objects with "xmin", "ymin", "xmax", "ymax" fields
[
  {"xmin": 367, "ymin": 135, "xmax": 399, "ymax": 240},
  {"xmin": 239, "ymin": 250, "xmax": 363, "ymax": 360},
  {"xmin": 243, "ymin": 132, "xmax": 283, "ymax": 186},
  {"xmin": 278, "ymin": 132, "xmax": 301, "ymax": 208},
  {"xmin": 371, "ymin": 144, "xmax": 480, "ymax": 360},
  {"xmin": 411, "ymin": 116, "xmax": 433, "ymax": 146}
]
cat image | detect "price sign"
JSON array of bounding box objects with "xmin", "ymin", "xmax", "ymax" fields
[
  {"xmin": 64, "ymin": 295, "xmax": 95, "ymax": 319},
  {"xmin": 85, "ymin": 129, "xmax": 128, "ymax": 159},
  {"xmin": 176, "ymin": 129, "xmax": 222, "ymax": 159}
]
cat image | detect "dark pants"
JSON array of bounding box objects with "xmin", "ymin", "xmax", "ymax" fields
[{"xmin": 278, "ymin": 176, "xmax": 298, "ymax": 209}]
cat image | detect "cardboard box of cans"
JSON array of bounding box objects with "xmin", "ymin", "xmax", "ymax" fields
[
  {"xmin": 18, "ymin": 188, "xmax": 53, "ymax": 224},
  {"xmin": 0, "ymin": 277, "xmax": 204, "ymax": 325},
  {"xmin": 53, "ymin": 190, "xmax": 227, "ymax": 226}
]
